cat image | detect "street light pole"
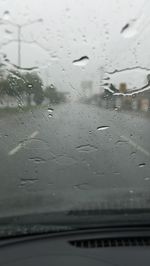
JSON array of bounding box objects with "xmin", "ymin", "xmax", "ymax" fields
[
  {"xmin": 0, "ymin": 18, "xmax": 43, "ymax": 68},
  {"xmin": 17, "ymin": 25, "xmax": 21, "ymax": 67}
]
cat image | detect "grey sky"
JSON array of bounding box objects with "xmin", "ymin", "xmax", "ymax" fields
[{"xmin": 0, "ymin": 0, "xmax": 149, "ymax": 97}]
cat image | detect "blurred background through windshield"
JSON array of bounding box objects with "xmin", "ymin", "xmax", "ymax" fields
[{"xmin": 0, "ymin": 0, "xmax": 150, "ymax": 219}]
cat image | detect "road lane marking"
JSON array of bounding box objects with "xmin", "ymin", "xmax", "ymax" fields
[
  {"xmin": 8, "ymin": 143, "xmax": 23, "ymax": 156},
  {"xmin": 28, "ymin": 131, "xmax": 39, "ymax": 138},
  {"xmin": 8, "ymin": 130, "xmax": 39, "ymax": 156},
  {"xmin": 121, "ymin": 135, "xmax": 150, "ymax": 157}
]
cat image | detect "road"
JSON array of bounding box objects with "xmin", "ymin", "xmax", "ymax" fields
[{"xmin": 0, "ymin": 102, "xmax": 150, "ymax": 217}]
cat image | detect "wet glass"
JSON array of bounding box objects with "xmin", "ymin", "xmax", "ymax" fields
[{"xmin": 0, "ymin": 0, "xmax": 150, "ymax": 227}]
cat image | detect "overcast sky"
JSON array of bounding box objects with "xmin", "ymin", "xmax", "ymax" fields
[{"xmin": 0, "ymin": 0, "xmax": 150, "ymax": 97}]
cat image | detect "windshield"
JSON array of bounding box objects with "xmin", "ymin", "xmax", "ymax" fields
[{"xmin": 0, "ymin": 0, "xmax": 150, "ymax": 234}]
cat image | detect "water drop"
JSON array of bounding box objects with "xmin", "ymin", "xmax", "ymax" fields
[
  {"xmin": 73, "ymin": 183, "xmax": 90, "ymax": 191},
  {"xmin": 83, "ymin": 38, "xmax": 87, "ymax": 43},
  {"xmin": 130, "ymin": 151, "xmax": 136, "ymax": 156},
  {"xmin": 82, "ymin": 35, "xmax": 87, "ymax": 43},
  {"xmin": 113, "ymin": 172, "xmax": 120, "ymax": 175},
  {"xmin": 121, "ymin": 23, "xmax": 130, "ymax": 33},
  {"xmin": 5, "ymin": 29, "xmax": 12, "ymax": 34},
  {"xmin": 97, "ymin": 126, "xmax": 109, "ymax": 131},
  {"xmin": 139, "ymin": 163, "xmax": 146, "ymax": 168},
  {"xmin": 19, "ymin": 178, "xmax": 38, "ymax": 186},
  {"xmin": 144, "ymin": 177, "xmax": 150, "ymax": 181},
  {"xmin": 48, "ymin": 107, "xmax": 54, "ymax": 113},
  {"xmin": 28, "ymin": 157, "xmax": 46, "ymax": 163},
  {"xmin": 103, "ymin": 76, "xmax": 110, "ymax": 81},
  {"xmin": 3, "ymin": 10, "xmax": 10, "ymax": 20},
  {"xmin": 120, "ymin": 19, "xmax": 138, "ymax": 38},
  {"xmin": 129, "ymin": 190, "xmax": 134, "ymax": 194},
  {"xmin": 76, "ymin": 144, "xmax": 97, "ymax": 152},
  {"xmin": 28, "ymin": 84, "xmax": 33, "ymax": 88},
  {"xmin": 54, "ymin": 155, "xmax": 76, "ymax": 166},
  {"xmin": 115, "ymin": 139, "xmax": 127, "ymax": 144},
  {"xmin": 50, "ymin": 55, "xmax": 58, "ymax": 61},
  {"xmin": 72, "ymin": 56, "xmax": 89, "ymax": 66}
]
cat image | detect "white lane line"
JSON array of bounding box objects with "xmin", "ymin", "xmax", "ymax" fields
[
  {"xmin": 120, "ymin": 135, "xmax": 150, "ymax": 157},
  {"xmin": 8, "ymin": 143, "xmax": 23, "ymax": 156},
  {"xmin": 28, "ymin": 131, "xmax": 39, "ymax": 139},
  {"xmin": 8, "ymin": 130, "xmax": 39, "ymax": 156}
]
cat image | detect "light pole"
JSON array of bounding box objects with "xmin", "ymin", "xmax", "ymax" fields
[
  {"xmin": 17, "ymin": 25, "xmax": 21, "ymax": 67},
  {"xmin": 0, "ymin": 18, "xmax": 43, "ymax": 67}
]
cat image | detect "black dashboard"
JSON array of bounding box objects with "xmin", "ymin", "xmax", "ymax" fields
[{"xmin": 0, "ymin": 228, "xmax": 150, "ymax": 265}]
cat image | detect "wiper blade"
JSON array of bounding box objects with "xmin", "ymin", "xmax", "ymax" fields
[
  {"xmin": 0, "ymin": 224, "xmax": 73, "ymax": 239},
  {"xmin": 1, "ymin": 208, "xmax": 150, "ymax": 238}
]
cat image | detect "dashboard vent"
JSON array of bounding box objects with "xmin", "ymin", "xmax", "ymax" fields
[{"xmin": 69, "ymin": 237, "xmax": 150, "ymax": 248}]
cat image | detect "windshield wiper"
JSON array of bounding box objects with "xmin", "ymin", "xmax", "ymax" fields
[{"xmin": 1, "ymin": 208, "xmax": 150, "ymax": 238}]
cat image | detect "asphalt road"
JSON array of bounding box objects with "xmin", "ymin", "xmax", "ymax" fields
[{"xmin": 0, "ymin": 102, "xmax": 150, "ymax": 217}]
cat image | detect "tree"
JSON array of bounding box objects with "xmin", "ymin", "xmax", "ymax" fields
[
  {"xmin": 0, "ymin": 78, "xmax": 8, "ymax": 104},
  {"xmin": 0, "ymin": 70, "xmax": 25, "ymax": 102},
  {"xmin": 0, "ymin": 78, "xmax": 7, "ymax": 96},
  {"xmin": 45, "ymin": 84, "xmax": 67, "ymax": 104},
  {"xmin": 33, "ymin": 85, "xmax": 44, "ymax": 105},
  {"xmin": 23, "ymin": 72, "xmax": 44, "ymax": 105},
  {"xmin": 0, "ymin": 70, "xmax": 44, "ymax": 106},
  {"xmin": 6, "ymin": 70, "xmax": 25, "ymax": 97}
]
